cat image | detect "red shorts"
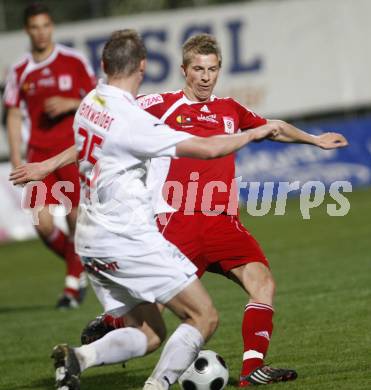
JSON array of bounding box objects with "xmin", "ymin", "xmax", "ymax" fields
[
  {"xmin": 157, "ymin": 212, "xmax": 269, "ymax": 277},
  {"xmin": 25, "ymin": 146, "xmax": 80, "ymax": 208}
]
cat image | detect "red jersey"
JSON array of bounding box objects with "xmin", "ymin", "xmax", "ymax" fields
[
  {"xmin": 139, "ymin": 90, "xmax": 266, "ymax": 215},
  {"xmin": 4, "ymin": 44, "xmax": 96, "ymax": 151}
]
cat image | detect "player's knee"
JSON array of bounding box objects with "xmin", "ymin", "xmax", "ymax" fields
[
  {"xmin": 207, "ymin": 305, "xmax": 219, "ymax": 335},
  {"xmin": 267, "ymin": 272, "xmax": 276, "ymax": 293},
  {"xmin": 66, "ymin": 209, "xmax": 78, "ymax": 235},
  {"xmin": 252, "ymin": 273, "xmax": 275, "ymax": 303},
  {"xmin": 143, "ymin": 325, "xmax": 167, "ymax": 353},
  {"xmin": 146, "ymin": 332, "xmax": 164, "ymax": 353},
  {"xmin": 156, "ymin": 321, "xmax": 167, "ymax": 344},
  {"xmin": 199, "ymin": 304, "xmax": 219, "ymax": 341},
  {"xmin": 35, "ymin": 221, "xmax": 54, "ymax": 239},
  {"xmin": 267, "ymin": 275, "xmax": 276, "ymax": 296}
]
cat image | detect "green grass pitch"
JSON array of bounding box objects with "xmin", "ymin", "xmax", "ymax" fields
[{"xmin": 0, "ymin": 188, "xmax": 370, "ymax": 390}]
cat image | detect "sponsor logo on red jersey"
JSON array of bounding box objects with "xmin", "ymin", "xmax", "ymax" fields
[
  {"xmin": 200, "ymin": 104, "xmax": 210, "ymax": 113},
  {"xmin": 38, "ymin": 77, "xmax": 56, "ymax": 88},
  {"xmin": 137, "ymin": 93, "xmax": 164, "ymax": 109},
  {"xmin": 197, "ymin": 113, "xmax": 219, "ymax": 124}
]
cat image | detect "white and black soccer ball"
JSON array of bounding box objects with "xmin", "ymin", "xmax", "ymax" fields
[{"xmin": 179, "ymin": 350, "xmax": 229, "ymax": 390}]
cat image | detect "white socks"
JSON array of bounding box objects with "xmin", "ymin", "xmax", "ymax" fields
[
  {"xmin": 150, "ymin": 323, "xmax": 204, "ymax": 389},
  {"xmin": 74, "ymin": 327, "xmax": 147, "ymax": 371},
  {"xmin": 73, "ymin": 322, "xmax": 204, "ymax": 390}
]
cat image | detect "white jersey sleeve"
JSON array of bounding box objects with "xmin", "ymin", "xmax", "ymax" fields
[
  {"xmin": 127, "ymin": 109, "xmax": 193, "ymax": 158},
  {"xmin": 3, "ymin": 67, "xmax": 21, "ymax": 108}
]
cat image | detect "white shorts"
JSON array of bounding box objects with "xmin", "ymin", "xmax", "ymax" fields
[{"xmin": 81, "ymin": 239, "xmax": 197, "ymax": 316}]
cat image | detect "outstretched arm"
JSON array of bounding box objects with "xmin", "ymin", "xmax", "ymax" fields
[
  {"xmin": 176, "ymin": 123, "xmax": 279, "ymax": 159},
  {"xmin": 9, "ymin": 145, "xmax": 78, "ymax": 185},
  {"xmin": 266, "ymin": 119, "xmax": 348, "ymax": 149}
]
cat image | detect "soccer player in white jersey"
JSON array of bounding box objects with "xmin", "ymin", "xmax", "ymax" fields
[{"xmin": 10, "ymin": 30, "xmax": 287, "ymax": 390}]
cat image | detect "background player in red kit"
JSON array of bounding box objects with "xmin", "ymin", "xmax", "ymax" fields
[
  {"xmin": 4, "ymin": 3, "xmax": 96, "ymax": 308},
  {"xmin": 81, "ymin": 34, "xmax": 347, "ymax": 386}
]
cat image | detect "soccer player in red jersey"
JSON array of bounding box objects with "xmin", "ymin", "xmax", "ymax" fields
[
  {"xmin": 4, "ymin": 3, "xmax": 96, "ymax": 309},
  {"xmin": 138, "ymin": 34, "xmax": 346, "ymax": 386},
  {"xmin": 79, "ymin": 34, "xmax": 347, "ymax": 385}
]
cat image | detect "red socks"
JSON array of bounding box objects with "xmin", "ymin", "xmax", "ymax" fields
[
  {"xmin": 104, "ymin": 314, "xmax": 125, "ymax": 329},
  {"xmin": 44, "ymin": 227, "xmax": 68, "ymax": 258},
  {"xmin": 241, "ymin": 303, "xmax": 274, "ymax": 376},
  {"xmin": 45, "ymin": 228, "xmax": 84, "ymax": 298},
  {"xmin": 63, "ymin": 240, "xmax": 85, "ymax": 297}
]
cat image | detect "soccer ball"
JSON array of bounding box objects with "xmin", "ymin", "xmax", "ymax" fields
[{"xmin": 179, "ymin": 350, "xmax": 229, "ymax": 390}]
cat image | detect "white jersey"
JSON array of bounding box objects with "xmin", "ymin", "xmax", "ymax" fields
[{"xmin": 74, "ymin": 81, "xmax": 193, "ymax": 257}]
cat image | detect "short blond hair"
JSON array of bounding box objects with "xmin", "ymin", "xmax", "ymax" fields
[{"xmin": 182, "ymin": 34, "xmax": 222, "ymax": 68}]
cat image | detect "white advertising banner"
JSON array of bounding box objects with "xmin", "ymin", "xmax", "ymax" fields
[
  {"xmin": 0, "ymin": 162, "xmax": 36, "ymax": 242},
  {"xmin": 0, "ymin": 162, "xmax": 69, "ymax": 243},
  {"xmin": 0, "ymin": 0, "xmax": 370, "ymax": 118}
]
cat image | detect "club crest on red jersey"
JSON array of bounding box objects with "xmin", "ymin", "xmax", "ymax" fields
[
  {"xmin": 223, "ymin": 116, "xmax": 235, "ymax": 134},
  {"xmin": 58, "ymin": 75, "xmax": 72, "ymax": 91}
]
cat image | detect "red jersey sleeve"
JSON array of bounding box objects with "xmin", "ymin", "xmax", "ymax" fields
[
  {"xmin": 233, "ymin": 99, "xmax": 267, "ymax": 130},
  {"xmin": 137, "ymin": 93, "xmax": 169, "ymax": 119},
  {"xmin": 3, "ymin": 67, "xmax": 21, "ymax": 108},
  {"xmin": 75, "ymin": 56, "xmax": 96, "ymax": 97}
]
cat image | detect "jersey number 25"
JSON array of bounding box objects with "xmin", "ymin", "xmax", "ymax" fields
[{"xmin": 78, "ymin": 127, "xmax": 103, "ymax": 165}]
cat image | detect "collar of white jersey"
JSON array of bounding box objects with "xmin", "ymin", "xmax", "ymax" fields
[{"xmin": 96, "ymin": 79, "xmax": 136, "ymax": 105}]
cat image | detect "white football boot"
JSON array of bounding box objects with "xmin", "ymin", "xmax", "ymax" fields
[{"xmin": 143, "ymin": 377, "xmax": 167, "ymax": 390}]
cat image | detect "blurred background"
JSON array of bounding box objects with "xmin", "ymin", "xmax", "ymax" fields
[{"xmin": 1, "ymin": 0, "xmax": 370, "ymax": 242}]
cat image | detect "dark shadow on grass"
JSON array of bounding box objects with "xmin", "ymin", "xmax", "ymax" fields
[
  {"xmin": 0, "ymin": 305, "xmax": 52, "ymax": 315},
  {"xmin": 1, "ymin": 353, "xmax": 271, "ymax": 390},
  {"xmin": 6, "ymin": 368, "xmax": 151, "ymax": 390},
  {"xmin": 4, "ymin": 376, "xmax": 53, "ymax": 390},
  {"xmin": 228, "ymin": 376, "xmax": 239, "ymax": 387},
  {"xmin": 82, "ymin": 370, "xmax": 150, "ymax": 389}
]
